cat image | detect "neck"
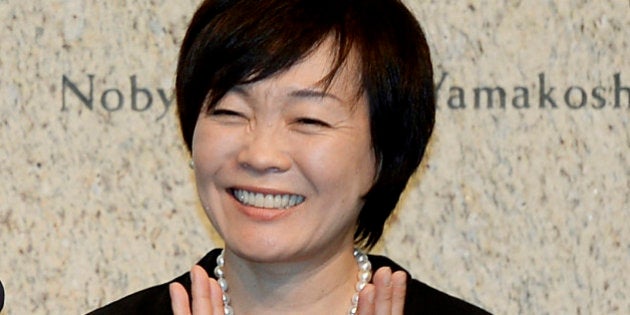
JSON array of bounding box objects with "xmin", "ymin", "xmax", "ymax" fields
[{"xmin": 221, "ymin": 245, "xmax": 360, "ymax": 315}]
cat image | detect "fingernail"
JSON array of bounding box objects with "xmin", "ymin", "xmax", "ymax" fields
[
  {"xmin": 396, "ymin": 271, "xmax": 407, "ymax": 286},
  {"xmin": 190, "ymin": 266, "xmax": 198, "ymax": 285}
]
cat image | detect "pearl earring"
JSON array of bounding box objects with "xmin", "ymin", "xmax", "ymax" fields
[{"xmin": 189, "ymin": 160, "xmax": 195, "ymax": 169}]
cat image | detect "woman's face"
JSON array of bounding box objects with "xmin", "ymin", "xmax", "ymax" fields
[{"xmin": 191, "ymin": 40, "xmax": 376, "ymax": 262}]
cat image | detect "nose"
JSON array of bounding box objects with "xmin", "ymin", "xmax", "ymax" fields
[{"xmin": 236, "ymin": 124, "xmax": 291, "ymax": 174}]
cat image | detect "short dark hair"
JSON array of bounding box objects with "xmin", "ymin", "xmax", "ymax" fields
[{"xmin": 176, "ymin": 0, "xmax": 435, "ymax": 249}]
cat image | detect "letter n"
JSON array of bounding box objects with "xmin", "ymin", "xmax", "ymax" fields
[{"xmin": 62, "ymin": 74, "xmax": 94, "ymax": 111}]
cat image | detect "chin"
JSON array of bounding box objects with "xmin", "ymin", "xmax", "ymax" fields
[{"xmin": 225, "ymin": 236, "xmax": 312, "ymax": 263}]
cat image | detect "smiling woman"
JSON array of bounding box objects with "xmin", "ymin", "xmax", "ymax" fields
[
  {"xmin": 87, "ymin": 0, "xmax": 490, "ymax": 314},
  {"xmin": 191, "ymin": 38, "xmax": 377, "ymax": 266}
]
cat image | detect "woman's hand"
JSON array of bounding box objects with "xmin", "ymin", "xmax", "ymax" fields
[
  {"xmin": 357, "ymin": 267, "xmax": 407, "ymax": 315},
  {"xmin": 169, "ymin": 265, "xmax": 224, "ymax": 315}
]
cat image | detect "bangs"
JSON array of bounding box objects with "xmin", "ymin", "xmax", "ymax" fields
[{"xmin": 179, "ymin": 0, "xmax": 358, "ymax": 113}]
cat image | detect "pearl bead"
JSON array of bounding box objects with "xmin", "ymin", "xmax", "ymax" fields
[
  {"xmin": 356, "ymin": 254, "xmax": 368, "ymax": 264},
  {"xmin": 214, "ymin": 265, "xmax": 224, "ymax": 278},
  {"xmin": 358, "ymin": 270, "xmax": 371, "ymax": 282},
  {"xmin": 359, "ymin": 261, "xmax": 371, "ymax": 272},
  {"xmin": 218, "ymin": 278, "xmax": 229, "ymax": 291},
  {"xmin": 356, "ymin": 280, "xmax": 367, "ymax": 291}
]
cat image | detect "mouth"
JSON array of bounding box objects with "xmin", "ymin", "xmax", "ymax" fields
[{"xmin": 230, "ymin": 188, "xmax": 305, "ymax": 209}]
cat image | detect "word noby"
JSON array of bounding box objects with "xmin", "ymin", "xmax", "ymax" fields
[{"xmin": 62, "ymin": 74, "xmax": 174, "ymax": 121}]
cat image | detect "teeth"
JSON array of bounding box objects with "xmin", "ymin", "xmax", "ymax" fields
[{"xmin": 232, "ymin": 189, "xmax": 305, "ymax": 209}]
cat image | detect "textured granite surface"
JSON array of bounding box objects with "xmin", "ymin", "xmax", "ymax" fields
[{"xmin": 0, "ymin": 1, "xmax": 628, "ymax": 314}]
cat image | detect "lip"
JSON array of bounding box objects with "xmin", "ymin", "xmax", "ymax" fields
[{"xmin": 227, "ymin": 187, "xmax": 303, "ymax": 222}]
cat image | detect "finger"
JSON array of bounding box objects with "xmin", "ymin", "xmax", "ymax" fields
[
  {"xmin": 390, "ymin": 271, "xmax": 407, "ymax": 315},
  {"xmin": 208, "ymin": 277, "xmax": 225, "ymax": 314},
  {"xmin": 191, "ymin": 265, "xmax": 215, "ymax": 314},
  {"xmin": 357, "ymin": 284, "xmax": 375, "ymax": 315},
  {"xmin": 373, "ymin": 267, "xmax": 393, "ymax": 315},
  {"xmin": 169, "ymin": 282, "xmax": 191, "ymax": 315}
]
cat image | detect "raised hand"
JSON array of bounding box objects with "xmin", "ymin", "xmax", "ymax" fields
[
  {"xmin": 169, "ymin": 265, "xmax": 225, "ymax": 315},
  {"xmin": 357, "ymin": 267, "xmax": 407, "ymax": 315}
]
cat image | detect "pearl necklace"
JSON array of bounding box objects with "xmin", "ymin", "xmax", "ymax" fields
[{"xmin": 214, "ymin": 248, "xmax": 372, "ymax": 315}]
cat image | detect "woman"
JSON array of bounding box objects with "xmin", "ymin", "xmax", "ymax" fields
[{"xmin": 90, "ymin": 0, "xmax": 490, "ymax": 314}]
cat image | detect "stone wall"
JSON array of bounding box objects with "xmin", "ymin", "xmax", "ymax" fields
[{"xmin": 0, "ymin": 1, "xmax": 627, "ymax": 314}]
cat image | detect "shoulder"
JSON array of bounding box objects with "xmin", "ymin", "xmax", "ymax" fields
[
  {"xmin": 368, "ymin": 254, "xmax": 492, "ymax": 315},
  {"xmin": 85, "ymin": 249, "xmax": 221, "ymax": 315}
]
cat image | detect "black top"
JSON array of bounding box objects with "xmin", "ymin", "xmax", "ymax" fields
[
  {"xmin": 87, "ymin": 249, "xmax": 491, "ymax": 315},
  {"xmin": 0, "ymin": 279, "xmax": 4, "ymax": 312}
]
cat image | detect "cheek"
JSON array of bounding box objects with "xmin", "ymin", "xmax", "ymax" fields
[
  {"xmin": 353, "ymin": 147, "xmax": 377, "ymax": 194},
  {"xmin": 301, "ymin": 136, "xmax": 376, "ymax": 195},
  {"xmin": 191, "ymin": 119, "xmax": 207, "ymax": 158},
  {"xmin": 191, "ymin": 125, "xmax": 231, "ymax": 191},
  {"xmin": 192, "ymin": 122, "xmax": 233, "ymax": 164}
]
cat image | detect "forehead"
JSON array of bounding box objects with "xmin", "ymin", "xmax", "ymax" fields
[{"xmin": 260, "ymin": 37, "xmax": 362, "ymax": 99}]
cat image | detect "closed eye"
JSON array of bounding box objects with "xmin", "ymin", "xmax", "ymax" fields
[
  {"xmin": 295, "ymin": 117, "xmax": 331, "ymax": 128},
  {"xmin": 210, "ymin": 108, "xmax": 243, "ymax": 117},
  {"xmin": 207, "ymin": 108, "xmax": 249, "ymax": 125}
]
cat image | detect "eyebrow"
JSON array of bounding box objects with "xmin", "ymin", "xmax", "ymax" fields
[
  {"xmin": 232, "ymin": 85, "xmax": 342, "ymax": 103},
  {"xmin": 231, "ymin": 85, "xmax": 249, "ymax": 96},
  {"xmin": 289, "ymin": 88, "xmax": 342, "ymax": 102}
]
